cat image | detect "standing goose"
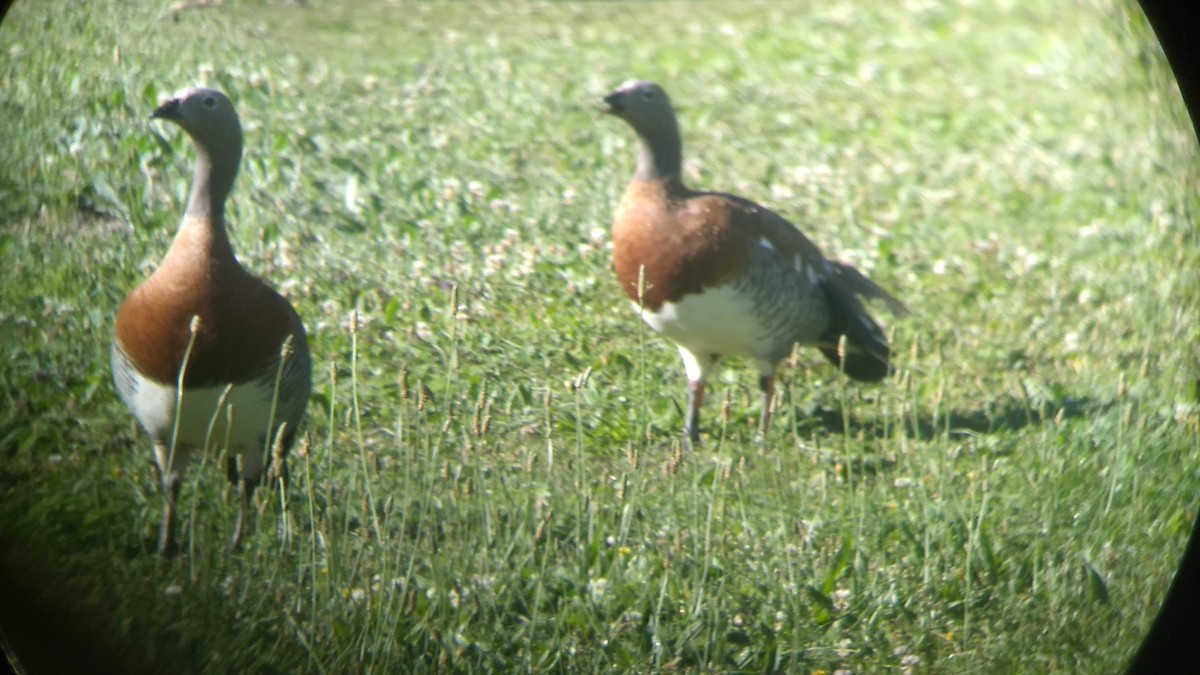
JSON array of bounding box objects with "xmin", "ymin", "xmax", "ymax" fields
[
  {"xmin": 113, "ymin": 87, "xmax": 311, "ymax": 554},
  {"xmin": 602, "ymin": 80, "xmax": 907, "ymax": 445}
]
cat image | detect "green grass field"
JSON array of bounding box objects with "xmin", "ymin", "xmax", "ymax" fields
[{"xmin": 2, "ymin": 0, "xmax": 1198, "ymax": 671}]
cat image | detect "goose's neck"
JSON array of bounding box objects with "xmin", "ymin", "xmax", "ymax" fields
[
  {"xmin": 634, "ymin": 118, "xmax": 683, "ymax": 181},
  {"xmin": 176, "ymin": 133, "xmax": 242, "ymax": 264},
  {"xmin": 185, "ymin": 134, "xmax": 242, "ymax": 221}
]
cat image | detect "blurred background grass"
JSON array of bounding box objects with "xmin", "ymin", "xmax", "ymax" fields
[{"xmin": 1, "ymin": 0, "xmax": 1197, "ymax": 671}]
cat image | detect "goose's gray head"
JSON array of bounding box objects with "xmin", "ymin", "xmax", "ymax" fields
[
  {"xmin": 151, "ymin": 86, "xmax": 242, "ymax": 149},
  {"xmin": 601, "ymin": 80, "xmax": 676, "ymax": 135}
]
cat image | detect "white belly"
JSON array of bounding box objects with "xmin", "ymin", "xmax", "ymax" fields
[
  {"xmin": 123, "ymin": 372, "xmax": 284, "ymax": 480},
  {"xmin": 636, "ymin": 284, "xmax": 777, "ymax": 360}
]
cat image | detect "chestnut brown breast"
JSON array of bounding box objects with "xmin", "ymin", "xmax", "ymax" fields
[
  {"xmin": 115, "ymin": 221, "xmax": 302, "ymax": 388},
  {"xmin": 612, "ymin": 179, "xmax": 753, "ymax": 311}
]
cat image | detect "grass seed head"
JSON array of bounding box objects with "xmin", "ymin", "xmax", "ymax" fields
[
  {"xmin": 534, "ymin": 510, "xmax": 552, "ymax": 543},
  {"xmin": 279, "ymin": 333, "xmax": 294, "ymax": 360},
  {"xmin": 669, "ymin": 445, "xmax": 683, "ymax": 474}
]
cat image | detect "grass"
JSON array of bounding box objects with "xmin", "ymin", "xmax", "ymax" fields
[{"xmin": 1, "ymin": 0, "xmax": 1198, "ymax": 671}]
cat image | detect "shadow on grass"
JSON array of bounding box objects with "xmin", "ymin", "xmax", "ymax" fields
[{"xmin": 794, "ymin": 391, "xmax": 1110, "ymax": 442}]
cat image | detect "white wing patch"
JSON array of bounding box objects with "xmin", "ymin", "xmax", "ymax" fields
[
  {"xmin": 788, "ymin": 253, "xmax": 821, "ymax": 286},
  {"xmin": 806, "ymin": 260, "xmax": 820, "ymax": 285}
]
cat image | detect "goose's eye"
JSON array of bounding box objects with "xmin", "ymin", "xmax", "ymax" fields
[
  {"xmin": 202, "ymin": 96, "xmax": 217, "ymax": 109},
  {"xmin": 640, "ymin": 90, "xmax": 654, "ymax": 101}
]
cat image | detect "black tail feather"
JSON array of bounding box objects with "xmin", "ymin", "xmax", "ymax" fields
[
  {"xmin": 818, "ymin": 344, "xmax": 889, "ymax": 381},
  {"xmin": 818, "ymin": 278, "xmax": 891, "ymax": 382}
]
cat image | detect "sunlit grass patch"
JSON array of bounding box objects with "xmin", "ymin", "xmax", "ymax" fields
[{"xmin": 1, "ymin": 0, "xmax": 1197, "ymax": 672}]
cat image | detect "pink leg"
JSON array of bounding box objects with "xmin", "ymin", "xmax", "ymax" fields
[
  {"xmin": 758, "ymin": 374, "xmax": 775, "ymax": 442},
  {"xmin": 231, "ymin": 477, "xmax": 256, "ymax": 551},
  {"xmin": 684, "ymin": 380, "xmax": 706, "ymax": 446},
  {"xmin": 158, "ymin": 473, "xmax": 181, "ymax": 556}
]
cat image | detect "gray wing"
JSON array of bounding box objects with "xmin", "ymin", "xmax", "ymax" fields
[
  {"xmin": 257, "ymin": 324, "xmax": 312, "ymax": 452},
  {"xmin": 111, "ymin": 339, "xmax": 142, "ymax": 410}
]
